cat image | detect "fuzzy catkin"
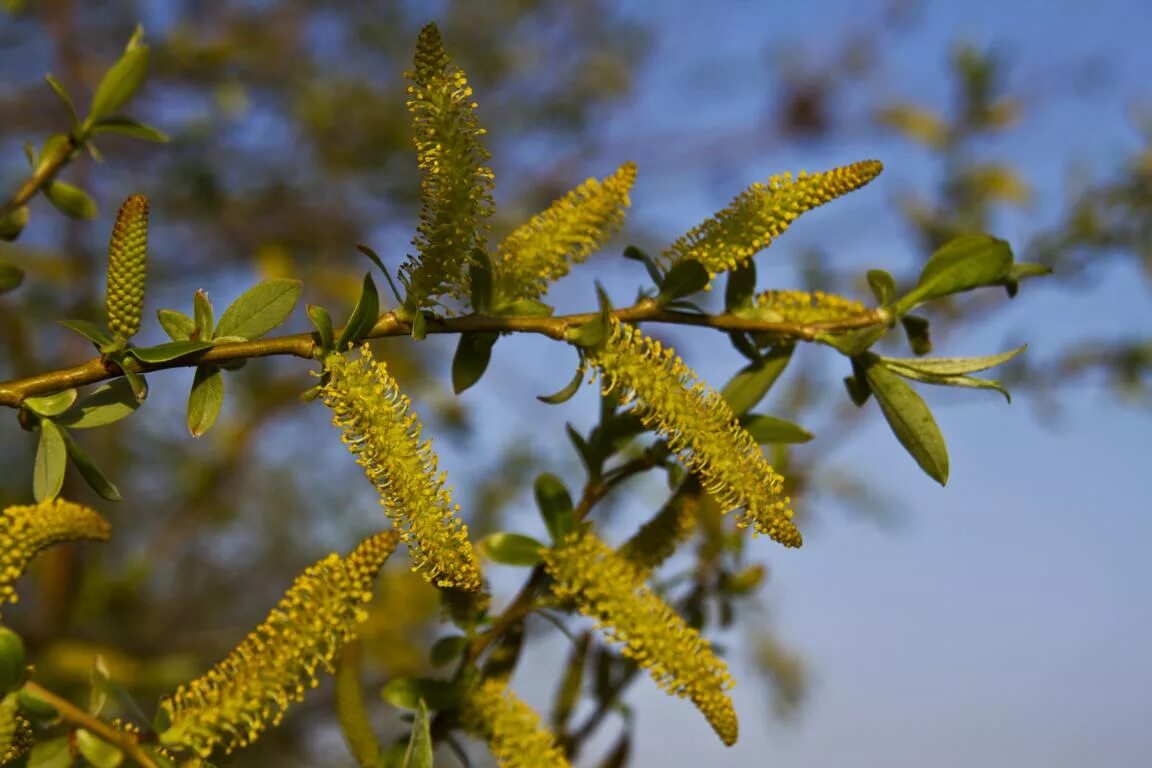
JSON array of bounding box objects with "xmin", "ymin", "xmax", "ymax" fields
[
  {"xmin": 105, "ymin": 194, "xmax": 149, "ymax": 339},
  {"xmin": 464, "ymin": 679, "xmax": 571, "ymax": 768}
]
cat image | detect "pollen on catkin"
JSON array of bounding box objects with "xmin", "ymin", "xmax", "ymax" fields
[
  {"xmin": 402, "ymin": 22, "xmax": 494, "ymax": 308},
  {"xmin": 586, "ymin": 318, "xmax": 801, "ymax": 547},
  {"xmin": 0, "ymin": 695, "xmax": 33, "ymax": 765},
  {"xmin": 320, "ymin": 347, "xmax": 483, "ymax": 591},
  {"xmin": 159, "ymin": 531, "xmax": 399, "ymax": 758},
  {"xmin": 0, "ymin": 498, "xmax": 111, "ymax": 616},
  {"xmin": 754, "ymin": 289, "xmax": 869, "ymax": 324},
  {"xmin": 661, "ymin": 160, "xmax": 883, "ymax": 277},
  {"xmin": 494, "ymin": 162, "xmax": 637, "ymax": 302},
  {"xmin": 543, "ymin": 529, "xmax": 739, "ymax": 746},
  {"xmin": 105, "ymin": 194, "xmax": 149, "ymax": 340},
  {"xmin": 464, "ymin": 678, "xmax": 571, "ymax": 768}
]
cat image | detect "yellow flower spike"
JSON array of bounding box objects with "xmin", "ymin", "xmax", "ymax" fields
[
  {"xmin": 464, "ymin": 678, "xmax": 571, "ymax": 768},
  {"xmin": 160, "ymin": 531, "xmax": 399, "ymax": 758},
  {"xmin": 586, "ymin": 318, "xmax": 801, "ymax": 546},
  {"xmin": 402, "ymin": 22, "xmax": 495, "ymax": 309},
  {"xmin": 0, "ymin": 499, "xmax": 111, "ymax": 616},
  {"xmin": 617, "ymin": 479, "xmax": 700, "ymax": 575},
  {"xmin": 105, "ymin": 194, "xmax": 149, "ymax": 340},
  {"xmin": 495, "ymin": 162, "xmax": 637, "ymax": 301},
  {"xmin": 543, "ymin": 529, "xmax": 739, "ymax": 746},
  {"xmin": 661, "ymin": 160, "xmax": 883, "ymax": 277},
  {"xmin": 320, "ymin": 347, "xmax": 483, "ymax": 591},
  {"xmin": 754, "ymin": 289, "xmax": 869, "ymax": 324},
  {"xmin": 0, "ymin": 695, "xmax": 33, "ymax": 765}
]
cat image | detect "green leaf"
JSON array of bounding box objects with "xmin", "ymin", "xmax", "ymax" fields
[
  {"xmin": 355, "ymin": 242, "xmax": 388, "ymax": 275},
  {"xmin": 307, "ymin": 304, "xmax": 334, "ymax": 353},
  {"xmin": 410, "ymin": 311, "xmax": 427, "ymax": 341},
  {"xmin": 897, "ymin": 234, "xmax": 1013, "ymax": 311},
  {"xmin": 88, "ymin": 41, "xmax": 149, "ymax": 124},
  {"xmin": 58, "ymin": 318, "xmax": 113, "ymax": 349},
  {"xmin": 883, "ymin": 366, "xmax": 1012, "ymax": 401},
  {"xmin": 566, "ymin": 315, "xmax": 609, "ymax": 349},
  {"xmin": 23, "ymin": 389, "xmax": 78, "ymax": 417},
  {"xmin": 336, "ymin": 273, "xmax": 380, "ymax": 350},
  {"xmin": 59, "ymin": 379, "xmax": 140, "ymax": 428},
  {"xmin": 0, "ymin": 626, "xmax": 27, "ymax": 694},
  {"xmin": 878, "ymin": 346, "xmax": 1026, "ymax": 376},
  {"xmin": 817, "ymin": 325, "xmax": 888, "ymax": 356},
  {"xmin": 451, "ymin": 332, "xmax": 498, "ymax": 394},
  {"xmin": 861, "ymin": 356, "xmax": 949, "ymax": 485},
  {"xmin": 720, "ymin": 344, "xmax": 794, "ymax": 415},
  {"xmin": 551, "ymin": 632, "xmax": 590, "ymax": 730},
  {"xmin": 157, "ymin": 309, "xmax": 194, "ymax": 341},
  {"xmin": 468, "ymin": 248, "xmax": 494, "ymax": 314},
  {"xmin": 75, "ymin": 729, "xmax": 124, "ymax": 768},
  {"xmin": 34, "ymin": 419, "xmax": 67, "ymax": 502},
  {"xmin": 187, "ymin": 365, "xmax": 224, "ymax": 438},
  {"xmin": 193, "ymin": 289, "xmax": 214, "ymax": 341},
  {"xmin": 0, "ymin": 260, "xmax": 24, "ymax": 294},
  {"xmin": 537, "ymin": 364, "xmax": 585, "ymax": 404},
  {"xmin": 44, "ymin": 74, "xmax": 79, "ymax": 126},
  {"xmin": 120, "ymin": 366, "xmax": 148, "ymax": 401},
  {"xmin": 656, "ymin": 259, "xmax": 709, "ymax": 305},
  {"xmin": 739, "ymin": 414, "xmax": 813, "ymax": 444},
  {"xmin": 478, "ymin": 532, "xmax": 546, "ymax": 566},
  {"xmin": 26, "ymin": 736, "xmax": 72, "ymax": 768},
  {"xmin": 61, "ymin": 428, "xmax": 121, "ymax": 500},
  {"xmin": 429, "ymin": 635, "xmax": 468, "ymax": 668},
  {"xmin": 843, "ymin": 373, "xmax": 872, "ymax": 406},
  {"xmin": 566, "ymin": 423, "xmax": 599, "ymax": 480},
  {"xmin": 128, "ymin": 340, "xmax": 212, "ymax": 363},
  {"xmin": 214, "ymin": 278, "xmax": 302, "ymax": 340},
  {"xmin": 0, "ymin": 205, "xmax": 29, "ymax": 242},
  {"xmin": 901, "ymin": 315, "xmax": 932, "ymax": 355},
  {"xmin": 866, "ymin": 269, "xmax": 897, "ymax": 306},
  {"xmin": 381, "ymin": 678, "xmax": 459, "ymax": 712},
  {"xmin": 44, "ymin": 180, "xmax": 98, "ymax": 219},
  {"xmin": 534, "ymin": 473, "xmax": 575, "ymax": 542},
  {"xmin": 623, "ymin": 245, "xmax": 664, "ymax": 287},
  {"xmin": 1000, "ymin": 262, "xmax": 1052, "ymax": 298},
  {"xmin": 724, "ymin": 261, "xmax": 757, "ymax": 311},
  {"xmin": 89, "ymin": 116, "xmax": 169, "ymax": 142},
  {"xmin": 402, "ymin": 701, "xmax": 433, "ymax": 768}
]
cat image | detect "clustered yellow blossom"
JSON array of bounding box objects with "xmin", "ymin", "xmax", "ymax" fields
[
  {"xmin": 105, "ymin": 194, "xmax": 149, "ymax": 340},
  {"xmin": 160, "ymin": 531, "xmax": 399, "ymax": 758},
  {"xmin": 587, "ymin": 318, "xmax": 801, "ymax": 546},
  {"xmin": 617, "ymin": 480, "xmax": 700, "ymax": 575},
  {"xmin": 464, "ymin": 678, "xmax": 570, "ymax": 768},
  {"xmin": 754, "ymin": 289, "xmax": 869, "ymax": 324},
  {"xmin": 321, "ymin": 347, "xmax": 482, "ymax": 590},
  {"xmin": 661, "ymin": 160, "xmax": 883, "ymax": 277},
  {"xmin": 494, "ymin": 162, "xmax": 637, "ymax": 301},
  {"xmin": 1, "ymin": 499, "xmax": 110, "ymax": 615},
  {"xmin": 403, "ymin": 22, "xmax": 494, "ymax": 307},
  {"xmin": 1, "ymin": 695, "xmax": 32, "ymax": 765},
  {"xmin": 543, "ymin": 529, "xmax": 739, "ymax": 746}
]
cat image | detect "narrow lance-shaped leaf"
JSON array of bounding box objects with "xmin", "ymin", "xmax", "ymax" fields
[
  {"xmin": 336, "ymin": 274, "xmax": 379, "ymax": 351},
  {"xmin": 44, "ymin": 180, "xmax": 98, "ymax": 220},
  {"xmin": 214, "ymin": 279, "xmax": 302, "ymax": 340},
  {"xmin": 860, "ymin": 356, "xmax": 949, "ymax": 485},
  {"xmin": 60, "ymin": 429, "xmax": 121, "ymax": 501},
  {"xmin": 402, "ymin": 700, "xmax": 433, "ymax": 768},
  {"xmin": 87, "ymin": 31, "xmax": 149, "ymax": 124},
  {"xmin": 187, "ymin": 366, "xmax": 224, "ymax": 438},
  {"xmin": 33, "ymin": 420, "xmax": 67, "ymax": 502}
]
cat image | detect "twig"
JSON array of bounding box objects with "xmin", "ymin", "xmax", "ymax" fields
[{"xmin": 22, "ymin": 681, "xmax": 160, "ymax": 768}]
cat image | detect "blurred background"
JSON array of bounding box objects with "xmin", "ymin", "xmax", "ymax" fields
[{"xmin": 1, "ymin": 0, "xmax": 1149, "ymax": 765}]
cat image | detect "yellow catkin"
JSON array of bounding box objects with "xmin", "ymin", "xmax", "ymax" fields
[
  {"xmin": 402, "ymin": 22, "xmax": 494, "ymax": 308},
  {"xmin": 754, "ymin": 289, "xmax": 868, "ymax": 324},
  {"xmin": 0, "ymin": 499, "xmax": 110, "ymax": 616},
  {"xmin": 617, "ymin": 480, "xmax": 700, "ymax": 575},
  {"xmin": 661, "ymin": 160, "xmax": 883, "ymax": 277},
  {"xmin": 494, "ymin": 162, "xmax": 637, "ymax": 302},
  {"xmin": 464, "ymin": 678, "xmax": 570, "ymax": 768},
  {"xmin": 320, "ymin": 347, "xmax": 482, "ymax": 590},
  {"xmin": 160, "ymin": 531, "xmax": 399, "ymax": 758},
  {"xmin": 543, "ymin": 529, "xmax": 739, "ymax": 746},
  {"xmin": 105, "ymin": 194, "xmax": 149, "ymax": 340},
  {"xmin": 1, "ymin": 695, "xmax": 33, "ymax": 765},
  {"xmin": 586, "ymin": 319, "xmax": 801, "ymax": 546}
]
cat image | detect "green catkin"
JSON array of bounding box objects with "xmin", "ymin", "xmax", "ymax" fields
[
  {"xmin": 754, "ymin": 289, "xmax": 869, "ymax": 324},
  {"xmin": 464, "ymin": 679, "xmax": 571, "ymax": 768},
  {"xmin": 105, "ymin": 194, "xmax": 149, "ymax": 340},
  {"xmin": 159, "ymin": 531, "xmax": 399, "ymax": 758},
  {"xmin": 0, "ymin": 498, "xmax": 111, "ymax": 616},
  {"xmin": 617, "ymin": 479, "xmax": 700, "ymax": 575},
  {"xmin": 661, "ymin": 160, "xmax": 883, "ymax": 278},
  {"xmin": 544, "ymin": 529, "xmax": 739, "ymax": 746}
]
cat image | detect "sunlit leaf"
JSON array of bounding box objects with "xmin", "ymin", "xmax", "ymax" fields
[
  {"xmin": 214, "ymin": 278, "xmax": 302, "ymax": 340},
  {"xmin": 861, "ymin": 356, "xmax": 949, "ymax": 485},
  {"xmin": 33, "ymin": 419, "xmax": 67, "ymax": 501}
]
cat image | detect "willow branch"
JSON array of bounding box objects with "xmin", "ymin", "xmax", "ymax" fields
[
  {"xmin": 22, "ymin": 681, "xmax": 160, "ymax": 768},
  {"xmin": 0, "ymin": 300, "xmax": 885, "ymax": 407},
  {"xmin": 0, "ymin": 133, "xmax": 80, "ymax": 217}
]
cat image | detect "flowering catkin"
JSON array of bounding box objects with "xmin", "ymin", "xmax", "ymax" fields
[
  {"xmin": 105, "ymin": 194, "xmax": 149, "ymax": 340},
  {"xmin": 661, "ymin": 160, "xmax": 883, "ymax": 277},
  {"xmin": 544, "ymin": 529, "xmax": 739, "ymax": 746},
  {"xmin": 586, "ymin": 318, "xmax": 801, "ymax": 547},
  {"xmin": 159, "ymin": 531, "xmax": 399, "ymax": 757},
  {"xmin": 321, "ymin": 346, "xmax": 483, "ymax": 590},
  {"xmin": 464, "ymin": 678, "xmax": 571, "ymax": 768}
]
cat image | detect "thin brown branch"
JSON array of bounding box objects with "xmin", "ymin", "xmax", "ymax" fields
[
  {"xmin": 0, "ymin": 302, "xmax": 885, "ymax": 407},
  {"xmin": 22, "ymin": 681, "xmax": 160, "ymax": 768}
]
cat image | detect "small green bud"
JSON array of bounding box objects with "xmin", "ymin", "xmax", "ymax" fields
[{"xmin": 0, "ymin": 627, "xmax": 27, "ymax": 693}]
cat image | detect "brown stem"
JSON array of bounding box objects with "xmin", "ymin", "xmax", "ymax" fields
[{"xmin": 22, "ymin": 681, "xmax": 160, "ymax": 768}]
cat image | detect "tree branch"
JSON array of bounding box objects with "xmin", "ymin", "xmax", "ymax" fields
[{"xmin": 21, "ymin": 681, "xmax": 161, "ymax": 768}]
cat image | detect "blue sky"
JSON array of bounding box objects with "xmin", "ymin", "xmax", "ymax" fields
[{"xmin": 482, "ymin": 1, "xmax": 1152, "ymax": 765}]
